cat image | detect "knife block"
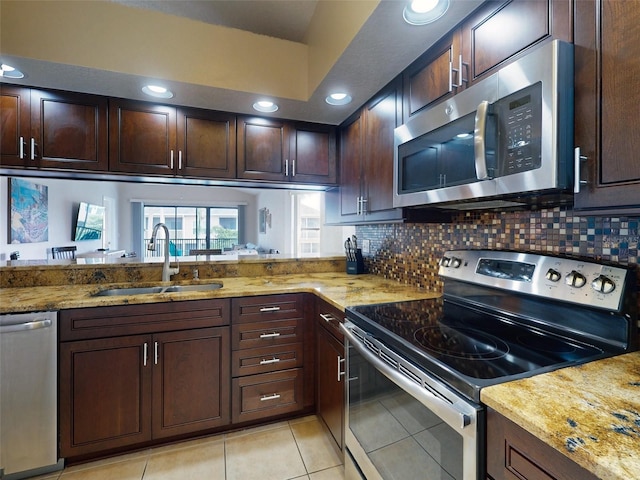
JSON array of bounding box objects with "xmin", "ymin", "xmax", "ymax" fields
[{"xmin": 346, "ymin": 249, "xmax": 365, "ymax": 275}]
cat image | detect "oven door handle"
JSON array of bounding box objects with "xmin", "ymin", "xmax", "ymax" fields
[{"xmin": 341, "ymin": 322, "xmax": 476, "ymax": 432}]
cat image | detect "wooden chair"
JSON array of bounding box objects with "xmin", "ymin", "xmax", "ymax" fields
[
  {"xmin": 51, "ymin": 246, "xmax": 77, "ymax": 259},
  {"xmin": 189, "ymin": 248, "xmax": 222, "ymax": 255}
]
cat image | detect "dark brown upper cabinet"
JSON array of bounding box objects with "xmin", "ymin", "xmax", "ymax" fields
[
  {"xmin": 109, "ymin": 99, "xmax": 236, "ymax": 179},
  {"xmin": 1, "ymin": 85, "xmax": 108, "ymax": 171},
  {"xmin": 461, "ymin": 0, "xmax": 572, "ymax": 85},
  {"xmin": 573, "ymin": 0, "xmax": 640, "ymax": 214},
  {"xmin": 331, "ymin": 78, "xmax": 405, "ymax": 224},
  {"xmin": 403, "ymin": 29, "xmax": 463, "ymax": 121},
  {"xmin": 402, "ymin": 0, "xmax": 572, "ymax": 123},
  {"xmin": 237, "ymin": 116, "xmax": 336, "ymax": 185}
]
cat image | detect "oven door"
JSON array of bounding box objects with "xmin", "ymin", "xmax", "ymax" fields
[{"xmin": 341, "ymin": 322, "xmax": 483, "ymax": 480}]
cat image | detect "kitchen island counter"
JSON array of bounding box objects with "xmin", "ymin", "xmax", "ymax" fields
[
  {"xmin": 0, "ymin": 271, "xmax": 439, "ymax": 314},
  {"xmin": 481, "ymin": 351, "xmax": 640, "ymax": 480}
]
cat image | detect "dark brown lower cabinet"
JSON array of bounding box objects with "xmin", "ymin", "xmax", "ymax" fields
[
  {"xmin": 315, "ymin": 298, "xmax": 345, "ymax": 450},
  {"xmin": 486, "ymin": 407, "xmax": 598, "ymax": 480},
  {"xmin": 59, "ymin": 335, "xmax": 152, "ymax": 457},
  {"xmin": 152, "ymin": 327, "xmax": 230, "ymax": 439},
  {"xmin": 59, "ymin": 300, "xmax": 231, "ymax": 460}
]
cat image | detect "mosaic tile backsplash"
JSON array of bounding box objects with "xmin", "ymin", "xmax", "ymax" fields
[{"xmin": 356, "ymin": 207, "xmax": 640, "ymax": 295}]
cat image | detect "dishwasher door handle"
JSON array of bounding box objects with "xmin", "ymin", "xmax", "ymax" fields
[{"xmin": 0, "ymin": 319, "xmax": 52, "ymax": 334}]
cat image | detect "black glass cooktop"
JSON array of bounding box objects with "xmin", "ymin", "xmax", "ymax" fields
[{"xmin": 346, "ymin": 297, "xmax": 607, "ymax": 401}]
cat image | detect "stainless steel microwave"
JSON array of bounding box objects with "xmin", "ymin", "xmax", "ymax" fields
[{"xmin": 393, "ymin": 40, "xmax": 574, "ymax": 210}]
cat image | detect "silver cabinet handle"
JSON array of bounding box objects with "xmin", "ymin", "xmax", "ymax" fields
[
  {"xmin": 319, "ymin": 313, "xmax": 333, "ymax": 323},
  {"xmin": 474, "ymin": 100, "xmax": 490, "ymax": 180},
  {"xmin": 170, "ymin": 150, "xmax": 174, "ymax": 169},
  {"xmin": 19, "ymin": 136, "xmax": 24, "ymax": 159},
  {"xmin": 260, "ymin": 357, "xmax": 280, "ymax": 365},
  {"xmin": 260, "ymin": 306, "xmax": 281, "ymax": 312},
  {"xmin": 337, "ymin": 355, "xmax": 346, "ymax": 382},
  {"xmin": 292, "ymin": 159, "xmax": 295, "ymax": 176},
  {"xmin": 260, "ymin": 393, "xmax": 281, "ymax": 401},
  {"xmin": 574, "ymin": 146, "xmax": 588, "ymax": 193},
  {"xmin": 0, "ymin": 319, "xmax": 51, "ymax": 334},
  {"xmin": 260, "ymin": 332, "xmax": 281, "ymax": 339},
  {"xmin": 143, "ymin": 342, "xmax": 148, "ymax": 367},
  {"xmin": 285, "ymin": 159, "xmax": 289, "ymax": 176},
  {"xmin": 178, "ymin": 150, "xmax": 182, "ymax": 170},
  {"xmin": 30, "ymin": 138, "xmax": 36, "ymax": 160},
  {"xmin": 451, "ymin": 54, "xmax": 465, "ymax": 88},
  {"xmin": 360, "ymin": 197, "xmax": 367, "ymax": 215},
  {"xmin": 154, "ymin": 341, "xmax": 159, "ymax": 365}
]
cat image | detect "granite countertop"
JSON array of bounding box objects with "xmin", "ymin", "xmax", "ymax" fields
[
  {"xmin": 481, "ymin": 351, "xmax": 640, "ymax": 480},
  {"xmin": 0, "ymin": 272, "xmax": 439, "ymax": 314}
]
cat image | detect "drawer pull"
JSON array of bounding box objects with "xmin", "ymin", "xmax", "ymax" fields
[
  {"xmin": 319, "ymin": 313, "xmax": 334, "ymax": 322},
  {"xmin": 260, "ymin": 357, "xmax": 281, "ymax": 365},
  {"xmin": 260, "ymin": 393, "xmax": 281, "ymax": 402},
  {"xmin": 259, "ymin": 306, "xmax": 281, "ymax": 312},
  {"xmin": 260, "ymin": 332, "xmax": 281, "ymax": 339}
]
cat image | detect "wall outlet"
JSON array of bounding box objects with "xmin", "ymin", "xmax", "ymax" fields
[{"xmin": 361, "ymin": 239, "xmax": 370, "ymax": 254}]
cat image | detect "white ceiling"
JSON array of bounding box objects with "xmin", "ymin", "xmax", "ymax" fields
[{"xmin": 2, "ymin": 0, "xmax": 484, "ymax": 125}]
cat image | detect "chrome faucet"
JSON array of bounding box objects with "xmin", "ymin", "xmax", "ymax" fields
[{"xmin": 148, "ymin": 223, "xmax": 179, "ymax": 282}]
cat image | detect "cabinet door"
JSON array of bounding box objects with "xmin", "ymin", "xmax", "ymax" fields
[
  {"xmin": 177, "ymin": 107, "xmax": 236, "ymax": 179},
  {"xmin": 59, "ymin": 335, "xmax": 152, "ymax": 458},
  {"xmin": 152, "ymin": 327, "xmax": 230, "ymax": 438},
  {"xmin": 0, "ymin": 84, "xmax": 30, "ymax": 167},
  {"xmin": 486, "ymin": 408, "xmax": 599, "ymax": 480},
  {"xmin": 574, "ymin": 0, "xmax": 640, "ymax": 214},
  {"xmin": 30, "ymin": 89, "xmax": 108, "ymax": 171},
  {"xmin": 316, "ymin": 324, "xmax": 345, "ymax": 450},
  {"xmin": 289, "ymin": 122, "xmax": 336, "ymax": 184},
  {"xmin": 403, "ymin": 30, "xmax": 462, "ymax": 121},
  {"xmin": 363, "ymin": 79, "xmax": 402, "ymax": 215},
  {"xmin": 461, "ymin": 0, "xmax": 572, "ymax": 85},
  {"xmin": 237, "ymin": 116, "xmax": 288, "ymax": 181},
  {"xmin": 338, "ymin": 112, "xmax": 363, "ymax": 220},
  {"xmin": 109, "ymin": 99, "xmax": 177, "ymax": 175}
]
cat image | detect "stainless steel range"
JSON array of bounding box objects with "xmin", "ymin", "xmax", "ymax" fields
[{"xmin": 341, "ymin": 250, "xmax": 637, "ymax": 480}]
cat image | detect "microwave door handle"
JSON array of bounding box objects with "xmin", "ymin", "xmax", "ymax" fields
[{"xmin": 474, "ymin": 100, "xmax": 490, "ymax": 180}]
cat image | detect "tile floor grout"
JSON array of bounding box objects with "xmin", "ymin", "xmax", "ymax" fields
[{"xmin": 29, "ymin": 415, "xmax": 344, "ymax": 480}]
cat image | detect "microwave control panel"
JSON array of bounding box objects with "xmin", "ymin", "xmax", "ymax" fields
[{"xmin": 498, "ymin": 82, "xmax": 542, "ymax": 176}]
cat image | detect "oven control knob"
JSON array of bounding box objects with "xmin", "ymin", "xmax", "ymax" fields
[
  {"xmin": 545, "ymin": 269, "xmax": 562, "ymax": 282},
  {"xmin": 565, "ymin": 271, "xmax": 587, "ymax": 288},
  {"xmin": 450, "ymin": 257, "xmax": 462, "ymax": 268},
  {"xmin": 440, "ymin": 257, "xmax": 450, "ymax": 267},
  {"xmin": 591, "ymin": 275, "xmax": 616, "ymax": 294}
]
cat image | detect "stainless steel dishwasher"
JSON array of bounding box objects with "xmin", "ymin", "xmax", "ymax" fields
[{"xmin": 1, "ymin": 311, "xmax": 63, "ymax": 479}]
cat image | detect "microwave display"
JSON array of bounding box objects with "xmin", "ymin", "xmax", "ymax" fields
[{"xmin": 497, "ymin": 82, "xmax": 542, "ymax": 176}]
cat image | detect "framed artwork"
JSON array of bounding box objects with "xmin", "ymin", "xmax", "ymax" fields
[
  {"xmin": 259, "ymin": 207, "xmax": 271, "ymax": 234},
  {"xmin": 9, "ymin": 177, "xmax": 49, "ymax": 243}
]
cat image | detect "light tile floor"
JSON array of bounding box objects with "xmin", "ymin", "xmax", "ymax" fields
[{"xmin": 30, "ymin": 416, "xmax": 344, "ymax": 480}]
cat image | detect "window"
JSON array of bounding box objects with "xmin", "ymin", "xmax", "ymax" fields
[
  {"xmin": 292, "ymin": 193, "xmax": 321, "ymax": 256},
  {"xmin": 143, "ymin": 205, "xmax": 241, "ymax": 257}
]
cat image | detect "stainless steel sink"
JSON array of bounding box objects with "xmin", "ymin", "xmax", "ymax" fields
[
  {"xmin": 163, "ymin": 283, "xmax": 223, "ymax": 293},
  {"xmin": 93, "ymin": 283, "xmax": 223, "ymax": 297}
]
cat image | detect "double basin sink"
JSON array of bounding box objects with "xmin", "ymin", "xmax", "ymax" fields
[{"xmin": 93, "ymin": 283, "xmax": 223, "ymax": 297}]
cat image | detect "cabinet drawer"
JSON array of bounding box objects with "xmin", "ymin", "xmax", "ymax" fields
[
  {"xmin": 316, "ymin": 299, "xmax": 345, "ymax": 342},
  {"xmin": 60, "ymin": 299, "xmax": 230, "ymax": 341},
  {"xmin": 232, "ymin": 318, "xmax": 303, "ymax": 350},
  {"xmin": 232, "ymin": 369, "xmax": 303, "ymax": 423},
  {"xmin": 232, "ymin": 343, "xmax": 304, "ymax": 377},
  {"xmin": 232, "ymin": 294, "xmax": 302, "ymax": 324}
]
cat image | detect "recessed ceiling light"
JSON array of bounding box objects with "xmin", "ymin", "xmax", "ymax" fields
[
  {"xmin": 403, "ymin": 0, "xmax": 449, "ymax": 25},
  {"xmin": 326, "ymin": 93, "xmax": 353, "ymax": 106},
  {"xmin": 1, "ymin": 63, "xmax": 25, "ymax": 79},
  {"xmin": 253, "ymin": 100, "xmax": 279, "ymax": 113},
  {"xmin": 142, "ymin": 84, "xmax": 174, "ymax": 98}
]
